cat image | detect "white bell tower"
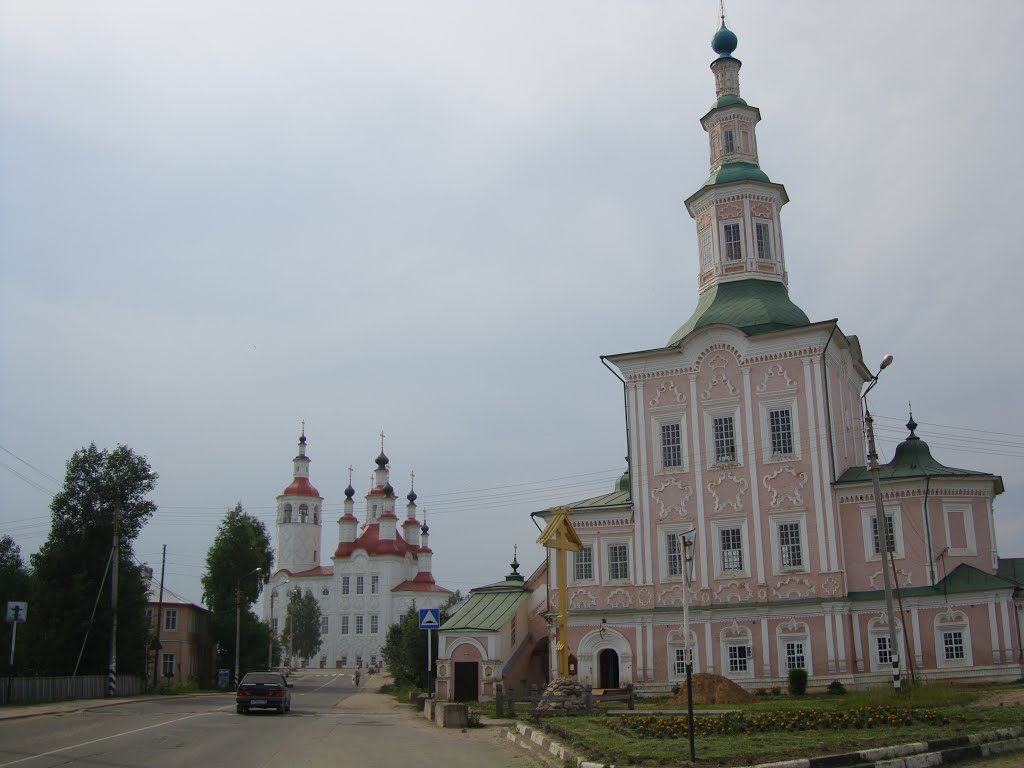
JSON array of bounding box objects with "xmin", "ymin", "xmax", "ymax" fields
[{"xmin": 275, "ymin": 428, "xmax": 323, "ymax": 574}]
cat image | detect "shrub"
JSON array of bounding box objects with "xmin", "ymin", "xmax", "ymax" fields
[
  {"xmin": 827, "ymin": 679, "xmax": 847, "ymax": 695},
  {"xmin": 788, "ymin": 669, "xmax": 808, "ymax": 696},
  {"xmin": 671, "ymin": 683, "xmax": 681, "ymax": 696}
]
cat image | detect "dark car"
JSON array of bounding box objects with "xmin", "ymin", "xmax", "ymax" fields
[{"xmin": 235, "ymin": 671, "xmax": 292, "ymax": 714}]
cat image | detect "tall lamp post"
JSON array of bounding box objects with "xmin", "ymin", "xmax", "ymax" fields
[
  {"xmin": 234, "ymin": 566, "xmax": 262, "ymax": 688},
  {"xmin": 863, "ymin": 354, "xmax": 901, "ymax": 693},
  {"xmin": 679, "ymin": 529, "xmax": 697, "ymax": 763},
  {"xmin": 268, "ymin": 580, "xmax": 289, "ymax": 670}
]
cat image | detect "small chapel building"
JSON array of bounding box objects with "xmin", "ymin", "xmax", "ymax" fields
[
  {"xmin": 263, "ymin": 433, "xmax": 450, "ymax": 669},
  {"xmin": 532, "ymin": 18, "xmax": 1021, "ymax": 692}
]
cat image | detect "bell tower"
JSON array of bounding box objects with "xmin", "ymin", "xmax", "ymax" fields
[{"xmin": 275, "ymin": 428, "xmax": 323, "ymax": 574}]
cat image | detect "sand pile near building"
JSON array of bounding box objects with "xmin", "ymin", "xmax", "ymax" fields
[{"xmin": 668, "ymin": 673, "xmax": 756, "ymax": 705}]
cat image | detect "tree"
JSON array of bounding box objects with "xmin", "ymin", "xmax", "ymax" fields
[
  {"xmin": 381, "ymin": 592, "xmax": 461, "ymax": 689},
  {"xmin": 201, "ymin": 503, "xmax": 273, "ymax": 676},
  {"xmin": 27, "ymin": 444, "xmax": 157, "ymax": 677},
  {"xmin": 284, "ymin": 588, "xmax": 322, "ymax": 663},
  {"xmin": 0, "ymin": 536, "xmax": 31, "ymax": 667}
]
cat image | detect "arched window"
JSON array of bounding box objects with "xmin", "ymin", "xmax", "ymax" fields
[
  {"xmin": 720, "ymin": 621, "xmax": 753, "ymax": 679},
  {"xmin": 867, "ymin": 616, "xmax": 904, "ymax": 673},
  {"xmin": 934, "ymin": 609, "xmax": 972, "ymax": 668},
  {"xmin": 283, "ymin": 504, "xmax": 292, "ymax": 524},
  {"xmin": 313, "ymin": 505, "xmax": 319, "ymax": 525},
  {"xmin": 776, "ymin": 619, "xmax": 811, "ymax": 674},
  {"xmin": 300, "ymin": 504, "xmax": 309, "ymax": 524},
  {"xmin": 667, "ymin": 627, "xmax": 699, "ymax": 679}
]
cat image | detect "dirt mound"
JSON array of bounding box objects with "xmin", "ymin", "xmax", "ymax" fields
[{"xmin": 668, "ymin": 673, "xmax": 756, "ymax": 706}]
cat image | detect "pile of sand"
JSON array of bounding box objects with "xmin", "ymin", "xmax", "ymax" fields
[{"xmin": 668, "ymin": 673, "xmax": 757, "ymax": 706}]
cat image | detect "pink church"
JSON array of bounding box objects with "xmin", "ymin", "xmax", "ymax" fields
[{"xmin": 536, "ymin": 19, "xmax": 1020, "ymax": 692}]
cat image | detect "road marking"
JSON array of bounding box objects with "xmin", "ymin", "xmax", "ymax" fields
[
  {"xmin": 314, "ymin": 674, "xmax": 345, "ymax": 692},
  {"xmin": 0, "ymin": 709, "xmax": 222, "ymax": 767}
]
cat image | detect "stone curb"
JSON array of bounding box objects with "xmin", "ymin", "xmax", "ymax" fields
[{"xmin": 504, "ymin": 722, "xmax": 1024, "ymax": 768}]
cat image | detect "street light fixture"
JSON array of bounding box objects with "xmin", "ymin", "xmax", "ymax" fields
[
  {"xmin": 234, "ymin": 566, "xmax": 262, "ymax": 688},
  {"xmin": 679, "ymin": 528, "xmax": 697, "ymax": 763},
  {"xmin": 862, "ymin": 354, "xmax": 901, "ymax": 693},
  {"xmin": 268, "ymin": 579, "xmax": 289, "ymax": 670}
]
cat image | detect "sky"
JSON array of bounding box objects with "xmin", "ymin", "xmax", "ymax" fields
[{"xmin": 2, "ymin": 1, "xmax": 1022, "ymax": 606}]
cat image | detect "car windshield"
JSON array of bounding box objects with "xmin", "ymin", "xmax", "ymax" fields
[{"xmin": 240, "ymin": 674, "xmax": 283, "ymax": 685}]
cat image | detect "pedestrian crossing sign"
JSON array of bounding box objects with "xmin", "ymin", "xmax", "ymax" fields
[{"xmin": 418, "ymin": 608, "xmax": 440, "ymax": 629}]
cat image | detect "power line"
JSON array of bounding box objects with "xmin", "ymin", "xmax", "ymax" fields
[{"xmin": 0, "ymin": 445, "xmax": 62, "ymax": 484}]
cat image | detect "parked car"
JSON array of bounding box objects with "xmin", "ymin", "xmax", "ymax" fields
[{"xmin": 236, "ymin": 671, "xmax": 292, "ymax": 714}]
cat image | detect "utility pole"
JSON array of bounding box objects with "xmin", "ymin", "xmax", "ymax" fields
[
  {"xmin": 152, "ymin": 545, "xmax": 167, "ymax": 687},
  {"xmin": 107, "ymin": 505, "xmax": 120, "ymax": 698}
]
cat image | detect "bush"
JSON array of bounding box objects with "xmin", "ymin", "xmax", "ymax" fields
[
  {"xmin": 671, "ymin": 683, "xmax": 681, "ymax": 696},
  {"xmin": 787, "ymin": 668, "xmax": 808, "ymax": 696},
  {"xmin": 827, "ymin": 679, "xmax": 847, "ymax": 695}
]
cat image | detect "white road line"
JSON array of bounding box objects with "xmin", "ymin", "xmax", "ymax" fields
[
  {"xmin": 313, "ymin": 674, "xmax": 345, "ymax": 692},
  {"xmin": 0, "ymin": 708, "xmax": 226, "ymax": 767}
]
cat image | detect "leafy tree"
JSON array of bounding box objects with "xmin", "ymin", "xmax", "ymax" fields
[
  {"xmin": 381, "ymin": 592, "xmax": 461, "ymax": 689},
  {"xmin": 27, "ymin": 444, "xmax": 157, "ymax": 677},
  {"xmin": 201, "ymin": 503, "xmax": 273, "ymax": 676},
  {"xmin": 284, "ymin": 588, "xmax": 322, "ymax": 662},
  {"xmin": 0, "ymin": 536, "xmax": 32, "ymax": 667}
]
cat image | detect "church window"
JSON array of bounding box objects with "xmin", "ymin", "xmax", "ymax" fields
[
  {"xmin": 340, "ymin": 655, "xmax": 348, "ymax": 666},
  {"xmin": 370, "ymin": 615, "xmax": 379, "ymax": 634},
  {"xmin": 355, "ymin": 655, "xmax": 362, "ymax": 667},
  {"xmin": 768, "ymin": 408, "xmax": 793, "ymax": 455},
  {"xmin": 355, "ymin": 615, "xmax": 364, "ymax": 634},
  {"xmin": 934, "ymin": 610, "xmax": 972, "ymax": 667},
  {"xmin": 699, "ymin": 229, "xmax": 714, "ymax": 271},
  {"xmin": 712, "ymin": 416, "xmax": 736, "ymax": 462},
  {"xmin": 727, "ymin": 644, "xmax": 750, "ymax": 674},
  {"xmin": 741, "ymin": 130, "xmax": 750, "ymax": 151},
  {"xmin": 661, "ymin": 423, "xmax": 682, "ymax": 468},
  {"xmin": 875, "ymin": 635, "xmax": 892, "ymax": 666},
  {"xmin": 723, "ymin": 223, "xmax": 742, "ymax": 260},
  {"xmin": 573, "ymin": 545, "xmax": 593, "ymax": 581},
  {"xmin": 341, "ymin": 616, "xmax": 349, "ymax": 634},
  {"xmin": 720, "ymin": 527, "xmax": 743, "ymax": 572},
  {"xmin": 322, "ymin": 587, "xmax": 329, "ymax": 596},
  {"xmin": 943, "ymin": 631, "xmax": 964, "ymax": 660},
  {"xmin": 370, "ymin": 654, "xmax": 377, "ymax": 666},
  {"xmin": 666, "ymin": 532, "xmax": 683, "ymax": 577},
  {"xmin": 723, "ymin": 128, "xmax": 735, "ymax": 154},
  {"xmin": 608, "ymin": 543, "xmax": 630, "ymax": 581},
  {"xmin": 342, "ymin": 576, "xmax": 350, "ymax": 595},
  {"xmin": 785, "ymin": 641, "xmax": 806, "ymax": 670},
  {"xmin": 321, "ymin": 615, "xmax": 329, "ymax": 634},
  {"xmin": 755, "ymin": 221, "xmax": 772, "ymax": 260},
  {"xmin": 371, "ymin": 575, "xmax": 379, "ymax": 594},
  {"xmin": 283, "ymin": 504, "xmax": 292, "ymax": 524},
  {"xmin": 943, "ymin": 503, "xmax": 976, "ymax": 555},
  {"xmin": 164, "ymin": 609, "xmax": 178, "ymax": 632},
  {"xmin": 356, "ymin": 576, "xmax": 365, "ymax": 595},
  {"xmin": 777, "ymin": 521, "xmax": 804, "ymax": 569},
  {"xmin": 300, "ymin": 504, "xmax": 309, "ymax": 523},
  {"xmin": 313, "ymin": 510, "xmax": 319, "ymax": 524},
  {"xmin": 871, "ymin": 514, "xmax": 896, "ymax": 555}
]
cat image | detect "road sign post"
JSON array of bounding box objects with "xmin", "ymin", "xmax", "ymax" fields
[
  {"xmin": 6, "ymin": 602, "xmax": 27, "ymax": 705},
  {"xmin": 418, "ymin": 609, "xmax": 440, "ymax": 697}
]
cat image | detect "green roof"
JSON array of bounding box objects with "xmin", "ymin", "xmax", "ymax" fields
[
  {"xmin": 711, "ymin": 94, "xmax": 747, "ymax": 109},
  {"xmin": 569, "ymin": 470, "xmax": 631, "ymax": 510},
  {"xmin": 667, "ymin": 279, "xmax": 811, "ymax": 346},
  {"xmin": 441, "ymin": 589, "xmax": 529, "ymax": 632},
  {"xmin": 997, "ymin": 558, "xmax": 1024, "ymax": 588},
  {"xmin": 848, "ymin": 564, "xmax": 1016, "ymax": 601},
  {"xmin": 703, "ymin": 161, "xmax": 771, "ymax": 186}
]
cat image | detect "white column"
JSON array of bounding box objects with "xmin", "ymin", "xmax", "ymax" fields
[
  {"xmin": 802, "ymin": 358, "xmax": 829, "ymax": 571},
  {"xmin": 1000, "ymin": 598, "xmax": 1013, "ymax": 666},
  {"xmin": 824, "ymin": 610, "xmax": 836, "ymax": 674},
  {"xmin": 852, "ymin": 613, "xmax": 863, "ymax": 673},
  {"xmin": 741, "ymin": 366, "xmax": 765, "ymax": 585},
  {"xmin": 812, "ymin": 357, "xmax": 839, "ymax": 570},
  {"xmin": 760, "ymin": 616, "xmax": 770, "ymax": 680},
  {"xmin": 987, "ymin": 600, "xmax": 1001, "ymax": 663},
  {"xmin": 911, "ymin": 607, "xmax": 923, "ymax": 669},
  {"xmin": 689, "ymin": 375, "xmax": 710, "ymax": 586},
  {"xmin": 632, "ymin": 382, "xmax": 652, "ymax": 585}
]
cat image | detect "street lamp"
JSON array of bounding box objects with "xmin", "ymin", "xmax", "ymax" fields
[
  {"xmin": 862, "ymin": 354, "xmax": 901, "ymax": 693},
  {"xmin": 268, "ymin": 579, "xmax": 289, "ymax": 670},
  {"xmin": 679, "ymin": 528, "xmax": 697, "ymax": 763},
  {"xmin": 234, "ymin": 566, "xmax": 262, "ymax": 688}
]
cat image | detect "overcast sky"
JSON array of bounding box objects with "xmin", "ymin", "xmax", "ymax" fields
[{"xmin": 2, "ymin": 1, "xmax": 1022, "ymax": 606}]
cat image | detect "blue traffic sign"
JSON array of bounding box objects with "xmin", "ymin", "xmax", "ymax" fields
[{"xmin": 418, "ymin": 608, "xmax": 440, "ymax": 629}]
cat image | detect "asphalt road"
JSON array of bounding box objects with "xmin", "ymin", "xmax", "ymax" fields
[{"xmin": 0, "ymin": 672, "xmax": 532, "ymax": 768}]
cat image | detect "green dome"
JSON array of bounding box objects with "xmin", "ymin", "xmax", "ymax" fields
[
  {"xmin": 712, "ymin": 21, "xmax": 738, "ymax": 56},
  {"xmin": 703, "ymin": 161, "xmax": 770, "ymax": 187},
  {"xmin": 667, "ymin": 279, "xmax": 810, "ymax": 346}
]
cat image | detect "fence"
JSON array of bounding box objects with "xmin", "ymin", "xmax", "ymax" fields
[
  {"xmin": 1, "ymin": 675, "xmax": 145, "ymax": 706},
  {"xmin": 496, "ymin": 683, "xmax": 635, "ymax": 717}
]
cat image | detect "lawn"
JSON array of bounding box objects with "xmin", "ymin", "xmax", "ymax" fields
[{"xmin": 526, "ymin": 684, "xmax": 1024, "ymax": 766}]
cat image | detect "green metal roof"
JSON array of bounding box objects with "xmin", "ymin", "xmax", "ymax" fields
[
  {"xmin": 848, "ymin": 564, "xmax": 1017, "ymax": 601},
  {"xmin": 667, "ymin": 279, "xmax": 811, "ymax": 346},
  {"xmin": 568, "ymin": 470, "xmax": 631, "ymax": 510},
  {"xmin": 703, "ymin": 161, "xmax": 771, "ymax": 186},
  {"xmin": 711, "ymin": 94, "xmax": 747, "ymax": 109},
  {"xmin": 997, "ymin": 558, "xmax": 1024, "ymax": 588},
  {"xmin": 836, "ymin": 418, "xmax": 1002, "ymax": 492},
  {"xmin": 441, "ymin": 589, "xmax": 529, "ymax": 632}
]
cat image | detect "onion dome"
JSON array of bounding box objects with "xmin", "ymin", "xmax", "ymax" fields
[
  {"xmin": 712, "ymin": 20, "xmax": 738, "ymax": 57},
  {"xmin": 407, "ymin": 488, "xmax": 418, "ymax": 502},
  {"xmin": 420, "ymin": 522, "xmax": 429, "ymax": 535},
  {"xmin": 344, "ymin": 483, "xmax": 355, "ymax": 499},
  {"xmin": 375, "ymin": 451, "xmax": 389, "ymax": 468},
  {"xmin": 383, "ymin": 482, "xmax": 395, "ymax": 496}
]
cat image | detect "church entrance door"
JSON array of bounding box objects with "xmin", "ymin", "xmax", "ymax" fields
[
  {"xmin": 598, "ymin": 649, "xmax": 619, "ymax": 689},
  {"xmin": 453, "ymin": 662, "xmax": 479, "ymax": 701}
]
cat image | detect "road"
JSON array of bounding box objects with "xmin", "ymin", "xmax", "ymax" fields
[{"xmin": 0, "ymin": 672, "xmax": 532, "ymax": 768}]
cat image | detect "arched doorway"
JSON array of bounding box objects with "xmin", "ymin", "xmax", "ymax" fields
[{"xmin": 598, "ymin": 648, "xmax": 620, "ymax": 688}]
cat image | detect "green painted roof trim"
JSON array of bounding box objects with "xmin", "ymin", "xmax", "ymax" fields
[
  {"xmin": 667, "ymin": 279, "xmax": 811, "ymax": 346},
  {"xmin": 441, "ymin": 590, "xmax": 529, "ymax": 632},
  {"xmin": 847, "ymin": 564, "xmax": 1016, "ymax": 602},
  {"xmin": 711, "ymin": 94, "xmax": 747, "ymax": 109},
  {"xmin": 703, "ymin": 161, "xmax": 771, "ymax": 186}
]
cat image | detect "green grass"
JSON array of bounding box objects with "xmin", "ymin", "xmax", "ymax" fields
[{"xmin": 533, "ymin": 684, "xmax": 1024, "ymax": 766}]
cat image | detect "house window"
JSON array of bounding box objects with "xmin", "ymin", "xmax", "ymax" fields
[
  {"xmin": 370, "ymin": 654, "xmax": 377, "ymax": 665},
  {"xmin": 723, "ymin": 223, "xmax": 742, "ymax": 261},
  {"xmin": 164, "ymin": 609, "xmax": 178, "ymax": 632},
  {"xmin": 355, "ymin": 616, "xmax": 364, "ymax": 635},
  {"xmin": 778, "ymin": 522, "xmax": 803, "ymax": 568},
  {"xmin": 355, "ymin": 655, "xmax": 362, "ymax": 667},
  {"xmin": 755, "ymin": 221, "xmax": 772, "ymax": 260},
  {"xmin": 699, "ymin": 229, "xmax": 714, "ymax": 271},
  {"xmin": 370, "ymin": 615, "xmax": 379, "ymax": 634},
  {"xmin": 340, "ymin": 655, "xmax": 348, "ymax": 667},
  {"xmin": 145, "ymin": 607, "xmax": 154, "ymax": 625},
  {"xmin": 371, "ymin": 575, "xmax": 380, "ymax": 594},
  {"xmin": 161, "ymin": 653, "xmax": 175, "ymax": 678},
  {"xmin": 720, "ymin": 527, "xmax": 743, "ymax": 572},
  {"xmin": 785, "ymin": 641, "xmax": 806, "ymax": 670},
  {"xmin": 661, "ymin": 423, "xmax": 682, "ymax": 469},
  {"xmin": 666, "ymin": 533, "xmax": 683, "ymax": 577},
  {"xmin": 768, "ymin": 408, "xmax": 794, "ymax": 456},
  {"xmin": 727, "ymin": 645, "xmax": 749, "ymax": 674},
  {"xmin": 356, "ymin": 576, "xmax": 364, "ymax": 595},
  {"xmin": 871, "ymin": 515, "xmax": 896, "ymax": 555},
  {"xmin": 342, "ymin": 576, "xmax": 350, "ymax": 595},
  {"xmin": 608, "ymin": 543, "xmax": 630, "ymax": 581},
  {"xmin": 321, "ymin": 615, "xmax": 329, "ymax": 635},
  {"xmin": 723, "ymin": 129, "xmax": 735, "ymax": 154},
  {"xmin": 341, "ymin": 616, "xmax": 349, "ymax": 635},
  {"xmin": 713, "ymin": 416, "xmax": 736, "ymax": 463},
  {"xmin": 574, "ymin": 545, "xmax": 594, "ymax": 581}
]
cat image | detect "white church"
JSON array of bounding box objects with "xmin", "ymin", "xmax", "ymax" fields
[{"xmin": 263, "ymin": 432, "xmax": 450, "ymax": 669}]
